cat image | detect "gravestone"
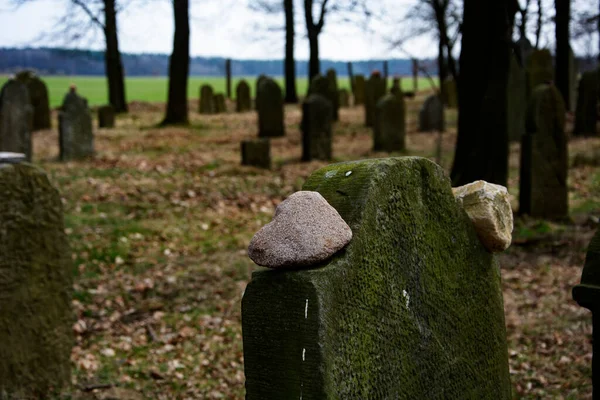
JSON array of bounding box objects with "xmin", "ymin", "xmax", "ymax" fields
[
  {"xmin": 338, "ymin": 89, "xmax": 350, "ymax": 108},
  {"xmin": 326, "ymin": 69, "xmax": 339, "ymax": 121},
  {"xmin": 353, "ymin": 74, "xmax": 366, "ymax": 105},
  {"xmin": 214, "ymin": 93, "xmax": 226, "ymax": 113},
  {"xmin": 364, "ymin": 71, "xmax": 386, "ymax": 127},
  {"xmin": 418, "ymin": 94, "xmax": 444, "ymax": 132},
  {"xmin": 373, "ymin": 94, "xmax": 406, "ymax": 152},
  {"xmin": 508, "ymin": 53, "xmax": 527, "ymax": 142},
  {"xmin": 241, "ymin": 138, "xmax": 271, "ymax": 169},
  {"xmin": 257, "ymin": 78, "xmax": 285, "ymax": 137},
  {"xmin": 236, "ymin": 80, "xmax": 252, "ymax": 112},
  {"xmin": 519, "ymin": 84, "xmax": 568, "ymax": 219},
  {"xmin": 301, "ymin": 94, "xmax": 333, "ymax": 161},
  {"xmin": 0, "ymin": 155, "xmax": 73, "ymax": 397},
  {"xmin": 15, "ymin": 70, "xmax": 51, "ymax": 130},
  {"xmin": 516, "ymin": 36, "xmax": 533, "ymax": 67},
  {"xmin": 98, "ymin": 104, "xmax": 115, "ymax": 128},
  {"xmin": 59, "ymin": 88, "xmax": 94, "ymax": 161},
  {"xmin": 310, "ymin": 75, "xmax": 337, "ymax": 121},
  {"xmin": 574, "ymin": 69, "xmax": 599, "ymax": 137},
  {"xmin": 255, "ymin": 74, "xmax": 268, "ymax": 110},
  {"xmin": 526, "ymin": 49, "xmax": 554, "ymax": 95},
  {"xmin": 442, "ymin": 78, "xmax": 458, "ymax": 108},
  {"xmin": 0, "ymin": 79, "xmax": 33, "ymax": 161},
  {"xmin": 243, "ymin": 157, "xmax": 511, "ymax": 399},
  {"xmin": 390, "ymin": 77, "xmax": 403, "ymax": 97},
  {"xmin": 199, "ymin": 85, "xmax": 215, "ymax": 114}
]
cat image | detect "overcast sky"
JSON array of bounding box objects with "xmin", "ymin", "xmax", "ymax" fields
[{"xmin": 0, "ymin": 0, "xmax": 439, "ymax": 60}]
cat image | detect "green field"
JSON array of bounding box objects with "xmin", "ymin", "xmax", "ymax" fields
[{"xmin": 0, "ymin": 75, "xmax": 436, "ymax": 108}]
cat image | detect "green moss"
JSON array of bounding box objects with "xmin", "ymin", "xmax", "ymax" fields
[{"xmin": 243, "ymin": 157, "xmax": 511, "ymax": 399}]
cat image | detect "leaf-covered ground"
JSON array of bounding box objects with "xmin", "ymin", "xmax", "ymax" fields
[{"xmin": 32, "ymin": 93, "xmax": 600, "ymax": 399}]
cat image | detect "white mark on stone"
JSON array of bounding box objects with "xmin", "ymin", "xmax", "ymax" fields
[
  {"xmin": 325, "ymin": 170, "xmax": 338, "ymax": 178},
  {"xmin": 305, "ymin": 299, "xmax": 308, "ymax": 319},
  {"xmin": 345, "ymin": 171, "xmax": 352, "ymax": 177},
  {"xmin": 402, "ymin": 290, "xmax": 410, "ymax": 308},
  {"xmin": 302, "ymin": 347, "xmax": 306, "ymax": 361}
]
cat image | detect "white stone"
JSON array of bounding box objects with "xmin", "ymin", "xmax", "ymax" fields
[
  {"xmin": 248, "ymin": 191, "xmax": 352, "ymax": 268},
  {"xmin": 453, "ymin": 180, "xmax": 513, "ymax": 253}
]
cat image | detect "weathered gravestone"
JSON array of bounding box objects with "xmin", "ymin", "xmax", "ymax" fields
[
  {"xmin": 59, "ymin": 88, "xmax": 94, "ymax": 161},
  {"xmin": 374, "ymin": 94, "xmax": 406, "ymax": 152},
  {"xmin": 98, "ymin": 104, "xmax": 115, "ymax": 128},
  {"xmin": 353, "ymin": 74, "xmax": 366, "ymax": 106},
  {"xmin": 255, "ymin": 74, "xmax": 268, "ymax": 110},
  {"xmin": 526, "ymin": 49, "xmax": 554, "ymax": 96},
  {"xmin": 364, "ymin": 71, "xmax": 386, "ymax": 127},
  {"xmin": 338, "ymin": 89, "xmax": 350, "ymax": 108},
  {"xmin": 257, "ymin": 78, "xmax": 285, "ymax": 137},
  {"xmin": 241, "ymin": 138, "xmax": 271, "ymax": 169},
  {"xmin": 442, "ymin": 78, "xmax": 458, "ymax": 108},
  {"xmin": 236, "ymin": 80, "xmax": 252, "ymax": 112},
  {"xmin": 242, "ymin": 157, "xmax": 511, "ymax": 399},
  {"xmin": 0, "ymin": 154, "xmax": 73, "ymax": 397},
  {"xmin": 301, "ymin": 94, "xmax": 332, "ymax": 161},
  {"xmin": 574, "ymin": 69, "xmax": 599, "ymax": 137},
  {"xmin": 15, "ymin": 70, "xmax": 51, "ymax": 130},
  {"xmin": 199, "ymin": 84, "xmax": 215, "ymax": 114},
  {"xmin": 519, "ymin": 84, "xmax": 568, "ymax": 219},
  {"xmin": 508, "ymin": 53, "xmax": 527, "ymax": 142},
  {"xmin": 309, "ymin": 75, "xmax": 337, "ymax": 122},
  {"xmin": 326, "ymin": 69, "xmax": 339, "ymax": 121},
  {"xmin": 418, "ymin": 94, "xmax": 444, "ymax": 132},
  {"xmin": 0, "ymin": 79, "xmax": 33, "ymax": 161},
  {"xmin": 214, "ymin": 93, "xmax": 226, "ymax": 113}
]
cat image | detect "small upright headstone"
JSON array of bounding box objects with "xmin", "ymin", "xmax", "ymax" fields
[
  {"xmin": 418, "ymin": 94, "xmax": 444, "ymax": 132},
  {"xmin": 338, "ymin": 89, "xmax": 350, "ymax": 108},
  {"xmin": 519, "ymin": 84, "xmax": 568, "ymax": 219},
  {"xmin": 58, "ymin": 87, "xmax": 94, "ymax": 161},
  {"xmin": 0, "ymin": 79, "xmax": 33, "ymax": 161},
  {"xmin": 214, "ymin": 93, "xmax": 226, "ymax": 113},
  {"xmin": 98, "ymin": 104, "xmax": 115, "ymax": 128},
  {"xmin": 373, "ymin": 94, "xmax": 406, "ymax": 152},
  {"xmin": 516, "ymin": 36, "xmax": 534, "ymax": 67},
  {"xmin": 241, "ymin": 138, "xmax": 271, "ymax": 169},
  {"xmin": 0, "ymin": 157, "xmax": 73, "ymax": 397},
  {"xmin": 574, "ymin": 69, "xmax": 599, "ymax": 137},
  {"xmin": 390, "ymin": 77, "xmax": 402, "ymax": 97},
  {"xmin": 353, "ymin": 74, "xmax": 366, "ymax": 105},
  {"xmin": 526, "ymin": 49, "xmax": 554, "ymax": 95},
  {"xmin": 199, "ymin": 85, "xmax": 215, "ymax": 114},
  {"xmin": 326, "ymin": 69, "xmax": 339, "ymax": 121},
  {"xmin": 15, "ymin": 70, "xmax": 51, "ymax": 131},
  {"xmin": 236, "ymin": 80, "xmax": 252, "ymax": 112},
  {"xmin": 507, "ymin": 52, "xmax": 527, "ymax": 142},
  {"xmin": 242, "ymin": 157, "xmax": 511, "ymax": 399},
  {"xmin": 442, "ymin": 79, "xmax": 458, "ymax": 108},
  {"xmin": 309, "ymin": 74, "xmax": 337, "ymax": 121},
  {"xmin": 255, "ymin": 74, "xmax": 268, "ymax": 110},
  {"xmin": 364, "ymin": 71, "xmax": 386, "ymax": 127},
  {"xmin": 301, "ymin": 94, "xmax": 333, "ymax": 161},
  {"xmin": 257, "ymin": 78, "xmax": 285, "ymax": 137}
]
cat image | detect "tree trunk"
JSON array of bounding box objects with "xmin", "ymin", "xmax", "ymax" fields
[
  {"xmin": 308, "ymin": 31, "xmax": 320, "ymax": 81},
  {"xmin": 598, "ymin": 0, "xmax": 600, "ymax": 62},
  {"xmin": 103, "ymin": 0, "xmax": 127, "ymax": 113},
  {"xmin": 347, "ymin": 62, "xmax": 354, "ymax": 92},
  {"xmin": 225, "ymin": 59, "xmax": 232, "ymax": 99},
  {"xmin": 435, "ymin": 3, "xmax": 449, "ymax": 97},
  {"xmin": 284, "ymin": 0, "xmax": 298, "ymax": 103},
  {"xmin": 535, "ymin": 0, "xmax": 542, "ymax": 48},
  {"xmin": 450, "ymin": 0, "xmax": 514, "ymax": 187},
  {"xmin": 161, "ymin": 0, "xmax": 190, "ymax": 125},
  {"xmin": 555, "ymin": 0, "xmax": 570, "ymax": 110}
]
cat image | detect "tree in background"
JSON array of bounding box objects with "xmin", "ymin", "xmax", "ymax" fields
[
  {"xmin": 161, "ymin": 0, "xmax": 190, "ymax": 125},
  {"xmin": 555, "ymin": 0, "xmax": 571, "ymax": 108}
]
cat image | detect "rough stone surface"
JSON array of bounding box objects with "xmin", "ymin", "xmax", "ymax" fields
[
  {"xmin": 98, "ymin": 104, "xmax": 115, "ymax": 128},
  {"xmin": 353, "ymin": 74, "xmax": 366, "ymax": 105},
  {"xmin": 15, "ymin": 70, "xmax": 51, "ymax": 131},
  {"xmin": 0, "ymin": 79, "xmax": 33, "ymax": 161},
  {"xmin": 257, "ymin": 78, "xmax": 285, "ymax": 137},
  {"xmin": 338, "ymin": 88, "xmax": 350, "ymax": 108},
  {"xmin": 526, "ymin": 49, "xmax": 554, "ymax": 95},
  {"xmin": 326, "ymin": 69, "xmax": 339, "ymax": 121},
  {"xmin": 302, "ymin": 94, "xmax": 333, "ymax": 161},
  {"xmin": 574, "ymin": 69, "xmax": 599, "ymax": 137},
  {"xmin": 364, "ymin": 72, "xmax": 386, "ymax": 127},
  {"xmin": 520, "ymin": 84, "xmax": 568, "ymax": 219},
  {"xmin": 243, "ymin": 157, "xmax": 511, "ymax": 399},
  {"xmin": 373, "ymin": 94, "xmax": 406, "ymax": 152},
  {"xmin": 0, "ymin": 162, "xmax": 73, "ymax": 397},
  {"xmin": 508, "ymin": 53, "xmax": 527, "ymax": 142},
  {"xmin": 418, "ymin": 94, "xmax": 444, "ymax": 132},
  {"xmin": 248, "ymin": 191, "xmax": 352, "ymax": 268},
  {"xmin": 236, "ymin": 80, "xmax": 252, "ymax": 112},
  {"xmin": 59, "ymin": 89, "xmax": 94, "ymax": 161},
  {"xmin": 199, "ymin": 84, "xmax": 215, "ymax": 114},
  {"xmin": 453, "ymin": 181, "xmax": 513, "ymax": 252},
  {"xmin": 241, "ymin": 138, "xmax": 271, "ymax": 169},
  {"xmin": 214, "ymin": 93, "xmax": 226, "ymax": 113}
]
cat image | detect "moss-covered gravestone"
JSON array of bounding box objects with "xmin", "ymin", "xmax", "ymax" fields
[
  {"xmin": 0, "ymin": 79, "xmax": 33, "ymax": 161},
  {"xmin": 364, "ymin": 72, "xmax": 386, "ymax": 127},
  {"xmin": 214, "ymin": 93, "xmax": 226, "ymax": 113},
  {"xmin": 98, "ymin": 104, "xmax": 115, "ymax": 128},
  {"xmin": 526, "ymin": 49, "xmax": 554, "ymax": 96},
  {"xmin": 0, "ymin": 155, "xmax": 73, "ymax": 397},
  {"xmin": 242, "ymin": 157, "xmax": 511, "ymax": 399},
  {"xmin": 374, "ymin": 94, "xmax": 405, "ymax": 152},
  {"xmin": 15, "ymin": 70, "xmax": 51, "ymax": 131},
  {"xmin": 520, "ymin": 84, "xmax": 568, "ymax": 219},
  {"xmin": 59, "ymin": 88, "xmax": 94, "ymax": 161},
  {"xmin": 301, "ymin": 94, "xmax": 333, "ymax": 161},
  {"xmin": 326, "ymin": 69, "xmax": 339, "ymax": 121},
  {"xmin": 418, "ymin": 94, "xmax": 444, "ymax": 132},
  {"xmin": 353, "ymin": 74, "xmax": 366, "ymax": 105},
  {"xmin": 508, "ymin": 53, "xmax": 527, "ymax": 142},
  {"xmin": 199, "ymin": 85, "xmax": 215, "ymax": 114},
  {"xmin": 442, "ymin": 78, "xmax": 458, "ymax": 108},
  {"xmin": 338, "ymin": 89, "xmax": 350, "ymax": 108},
  {"xmin": 241, "ymin": 138, "xmax": 271, "ymax": 169},
  {"xmin": 236, "ymin": 80, "xmax": 252, "ymax": 112},
  {"xmin": 309, "ymin": 75, "xmax": 337, "ymax": 122},
  {"xmin": 257, "ymin": 78, "xmax": 285, "ymax": 137},
  {"xmin": 574, "ymin": 69, "xmax": 599, "ymax": 137}
]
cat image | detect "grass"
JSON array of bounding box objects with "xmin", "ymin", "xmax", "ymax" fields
[{"xmin": 0, "ymin": 75, "xmax": 436, "ymax": 108}]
